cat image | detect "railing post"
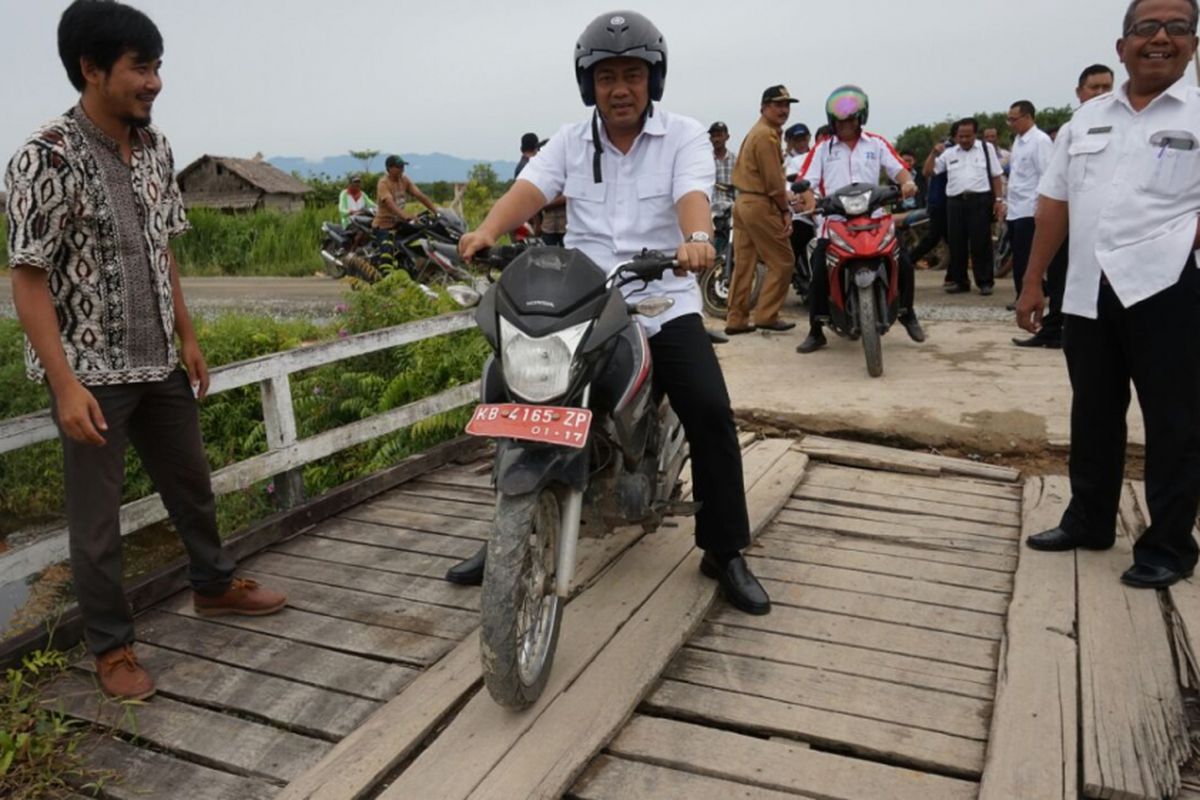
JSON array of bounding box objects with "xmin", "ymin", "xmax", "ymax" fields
[{"xmin": 260, "ymin": 374, "xmax": 305, "ymax": 509}]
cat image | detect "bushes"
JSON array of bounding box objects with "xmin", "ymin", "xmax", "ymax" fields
[{"xmin": 170, "ymin": 206, "xmax": 338, "ymax": 277}]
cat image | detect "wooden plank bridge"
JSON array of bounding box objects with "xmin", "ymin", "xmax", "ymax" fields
[{"xmin": 15, "ymin": 432, "xmax": 1200, "ymax": 799}]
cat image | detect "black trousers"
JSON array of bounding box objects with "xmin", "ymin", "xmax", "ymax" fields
[
  {"xmin": 909, "ymin": 204, "xmax": 947, "ymax": 264},
  {"xmin": 1060, "ymin": 265, "xmax": 1200, "ymax": 572},
  {"xmin": 790, "ymin": 221, "xmax": 815, "ymax": 272},
  {"xmin": 1009, "ymin": 217, "xmax": 1068, "ymax": 339},
  {"xmin": 807, "ymin": 238, "xmax": 917, "ymax": 327},
  {"xmin": 649, "ymin": 314, "xmax": 750, "ymax": 552},
  {"xmin": 51, "ymin": 369, "xmax": 236, "ymax": 655},
  {"xmin": 946, "ymin": 193, "xmax": 994, "ymax": 289},
  {"xmin": 1009, "ymin": 216, "xmax": 1035, "ymax": 298}
]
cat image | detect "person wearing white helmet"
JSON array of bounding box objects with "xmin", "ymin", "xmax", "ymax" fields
[
  {"xmin": 795, "ymin": 85, "xmax": 924, "ymax": 354},
  {"xmin": 445, "ymin": 11, "xmax": 769, "ymax": 615}
]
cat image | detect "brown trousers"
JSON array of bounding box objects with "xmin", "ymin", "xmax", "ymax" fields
[{"xmin": 728, "ymin": 195, "xmax": 795, "ymax": 327}]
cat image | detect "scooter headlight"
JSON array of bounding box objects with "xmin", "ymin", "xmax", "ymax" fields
[
  {"xmin": 500, "ymin": 318, "xmax": 589, "ymax": 403},
  {"xmin": 839, "ymin": 191, "xmax": 871, "ymax": 216}
]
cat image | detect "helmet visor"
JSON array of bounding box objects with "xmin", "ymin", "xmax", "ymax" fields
[
  {"xmin": 826, "ymin": 89, "xmax": 867, "ymax": 120},
  {"xmin": 577, "ymin": 45, "xmax": 665, "ymax": 71}
]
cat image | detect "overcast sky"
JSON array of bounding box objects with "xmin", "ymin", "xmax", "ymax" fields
[{"xmin": 0, "ymin": 0, "xmax": 1148, "ymax": 170}]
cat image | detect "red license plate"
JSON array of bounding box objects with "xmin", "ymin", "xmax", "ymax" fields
[{"xmin": 465, "ymin": 404, "xmax": 592, "ymax": 448}]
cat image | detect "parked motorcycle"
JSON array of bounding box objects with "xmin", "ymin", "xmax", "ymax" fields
[
  {"xmin": 698, "ymin": 197, "xmax": 765, "ymax": 319},
  {"xmin": 319, "ymin": 209, "xmax": 378, "ymax": 278},
  {"xmin": 328, "ymin": 208, "xmax": 469, "ymax": 286},
  {"xmin": 794, "ymin": 180, "xmax": 902, "ymax": 378},
  {"xmin": 461, "ymin": 244, "xmax": 694, "ymax": 708}
]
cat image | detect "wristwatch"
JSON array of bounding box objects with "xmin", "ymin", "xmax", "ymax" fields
[{"xmin": 686, "ymin": 232, "xmax": 711, "ymax": 244}]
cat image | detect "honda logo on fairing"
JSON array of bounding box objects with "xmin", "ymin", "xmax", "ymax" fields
[{"xmin": 610, "ymin": 15, "xmax": 625, "ymax": 24}]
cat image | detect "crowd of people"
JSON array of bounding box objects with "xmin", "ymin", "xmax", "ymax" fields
[{"xmin": 7, "ymin": 0, "xmax": 1200, "ymax": 707}]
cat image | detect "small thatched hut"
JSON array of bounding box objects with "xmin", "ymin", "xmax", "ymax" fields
[{"xmin": 177, "ymin": 154, "xmax": 310, "ymax": 213}]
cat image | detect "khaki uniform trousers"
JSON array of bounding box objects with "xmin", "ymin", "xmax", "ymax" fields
[{"xmin": 728, "ymin": 195, "xmax": 795, "ymax": 327}]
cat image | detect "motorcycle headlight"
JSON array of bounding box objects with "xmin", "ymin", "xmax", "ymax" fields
[
  {"xmin": 840, "ymin": 192, "xmax": 871, "ymax": 216},
  {"xmin": 500, "ymin": 318, "xmax": 589, "ymax": 403}
]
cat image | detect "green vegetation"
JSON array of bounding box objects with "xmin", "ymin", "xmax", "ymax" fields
[
  {"xmin": 0, "ymin": 272, "xmax": 488, "ymax": 550},
  {"xmin": 0, "ymin": 645, "xmax": 113, "ymax": 799}
]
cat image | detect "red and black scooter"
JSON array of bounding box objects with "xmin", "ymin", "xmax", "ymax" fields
[{"xmin": 794, "ymin": 180, "xmax": 901, "ymax": 378}]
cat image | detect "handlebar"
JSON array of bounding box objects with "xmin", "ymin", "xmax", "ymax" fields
[{"xmin": 611, "ymin": 250, "xmax": 679, "ymax": 289}]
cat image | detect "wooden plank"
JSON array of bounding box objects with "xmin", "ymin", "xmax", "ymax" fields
[
  {"xmin": 752, "ymin": 535, "xmax": 1013, "ymax": 593},
  {"xmin": 691, "ymin": 622, "xmax": 995, "ymax": 700},
  {"xmin": 309, "ymin": 518, "xmax": 485, "ymax": 557},
  {"xmin": 160, "ymin": 595, "xmax": 456, "ymax": 666},
  {"xmin": 50, "ymin": 674, "xmax": 330, "ymax": 784},
  {"xmin": 0, "ymin": 435, "xmax": 486, "ymax": 669},
  {"xmin": 804, "ymin": 463, "xmax": 1022, "ymax": 507},
  {"xmin": 785, "ymin": 496, "xmax": 1020, "ymax": 540},
  {"xmin": 1077, "ymin": 481, "xmax": 1189, "ymax": 800},
  {"xmin": 795, "ymin": 481, "xmax": 1021, "ymax": 525},
  {"xmin": 135, "ymin": 610, "xmax": 416, "ymax": 701},
  {"xmin": 760, "ymin": 577, "xmax": 1005, "ymax": 640},
  {"xmin": 745, "ymin": 554, "xmax": 1010, "ymax": 614},
  {"xmin": 422, "ymin": 466, "xmax": 496, "ymax": 489},
  {"xmin": 571, "ymin": 754, "xmax": 799, "ymax": 800},
  {"xmin": 605, "ymin": 716, "xmax": 979, "ymax": 800},
  {"xmin": 336, "ymin": 504, "xmax": 493, "ymax": 539},
  {"xmin": 372, "ymin": 490, "xmax": 495, "ymax": 521},
  {"xmin": 80, "ymin": 734, "xmax": 277, "ymax": 800},
  {"xmin": 666, "ymin": 646, "xmax": 990, "ymax": 740},
  {"xmin": 271, "ymin": 534, "xmax": 461, "ymax": 579},
  {"xmin": 239, "ymin": 570, "xmax": 477, "ymax": 639},
  {"xmin": 243, "ymin": 550, "xmax": 480, "ymax": 611},
  {"xmin": 763, "ymin": 522, "xmax": 1018, "ymax": 571},
  {"xmin": 77, "ymin": 642, "xmax": 377, "ymax": 740},
  {"xmin": 777, "ymin": 506, "xmax": 1019, "ymax": 545},
  {"xmin": 1143, "ymin": 484, "xmax": 1200, "ymax": 692},
  {"xmin": 710, "ymin": 601, "xmax": 997, "ymax": 670},
  {"xmin": 979, "ymin": 476, "xmax": 1078, "ymax": 800},
  {"xmin": 276, "ymin": 522, "xmax": 650, "ymax": 800},
  {"xmin": 388, "ymin": 480, "xmax": 494, "ymax": 507},
  {"xmin": 643, "ymin": 680, "xmax": 984, "ymax": 778},
  {"xmin": 798, "ymin": 434, "xmax": 1021, "ymax": 482}
]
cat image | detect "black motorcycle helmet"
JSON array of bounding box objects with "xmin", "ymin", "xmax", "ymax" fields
[{"xmin": 574, "ymin": 11, "xmax": 668, "ymax": 106}]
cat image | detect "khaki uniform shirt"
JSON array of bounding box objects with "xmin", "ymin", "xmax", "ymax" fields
[{"xmin": 732, "ymin": 118, "xmax": 785, "ymax": 201}]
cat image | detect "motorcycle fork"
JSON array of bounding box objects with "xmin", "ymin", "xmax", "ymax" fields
[{"xmin": 553, "ymin": 384, "xmax": 590, "ymax": 598}]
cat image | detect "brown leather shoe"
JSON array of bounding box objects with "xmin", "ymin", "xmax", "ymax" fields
[
  {"xmin": 96, "ymin": 645, "xmax": 155, "ymax": 701},
  {"xmin": 193, "ymin": 577, "xmax": 287, "ymax": 617}
]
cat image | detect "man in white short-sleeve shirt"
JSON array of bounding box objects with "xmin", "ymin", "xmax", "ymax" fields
[
  {"xmin": 443, "ymin": 10, "xmax": 770, "ymax": 615},
  {"xmin": 1017, "ymin": 0, "xmax": 1200, "ymax": 589},
  {"xmin": 1003, "ymin": 100, "xmax": 1058, "ymax": 321}
]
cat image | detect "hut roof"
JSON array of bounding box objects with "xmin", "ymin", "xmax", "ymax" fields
[{"xmin": 178, "ymin": 155, "xmax": 311, "ymax": 195}]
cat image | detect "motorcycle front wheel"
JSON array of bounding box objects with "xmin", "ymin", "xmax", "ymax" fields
[
  {"xmin": 480, "ymin": 488, "xmax": 564, "ymax": 709},
  {"xmin": 699, "ymin": 261, "xmax": 766, "ymax": 320},
  {"xmin": 856, "ymin": 282, "xmax": 884, "ymax": 378}
]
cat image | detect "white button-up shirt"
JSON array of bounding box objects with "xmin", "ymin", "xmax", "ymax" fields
[
  {"xmin": 517, "ymin": 108, "xmax": 713, "ymax": 337},
  {"xmin": 934, "ymin": 140, "xmax": 1004, "ymax": 196},
  {"xmin": 1039, "ymin": 77, "xmax": 1200, "ymax": 318},
  {"xmin": 796, "ymin": 132, "xmax": 907, "ymax": 235},
  {"xmin": 1005, "ymin": 126, "xmax": 1054, "ymax": 220}
]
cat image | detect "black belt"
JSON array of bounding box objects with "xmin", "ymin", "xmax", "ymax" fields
[{"xmin": 951, "ymin": 191, "xmax": 991, "ymax": 199}]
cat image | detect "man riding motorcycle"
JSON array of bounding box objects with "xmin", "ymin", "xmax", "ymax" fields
[
  {"xmin": 442, "ymin": 10, "xmax": 769, "ymax": 615},
  {"xmin": 795, "ymin": 85, "xmax": 926, "ymax": 353}
]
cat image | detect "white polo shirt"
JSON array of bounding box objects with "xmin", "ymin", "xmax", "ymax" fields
[
  {"xmin": 796, "ymin": 131, "xmax": 907, "ymax": 235},
  {"xmin": 1005, "ymin": 126, "xmax": 1054, "ymax": 220},
  {"xmin": 517, "ymin": 108, "xmax": 713, "ymax": 337},
  {"xmin": 934, "ymin": 140, "xmax": 1004, "ymax": 196},
  {"xmin": 1039, "ymin": 77, "xmax": 1200, "ymax": 319}
]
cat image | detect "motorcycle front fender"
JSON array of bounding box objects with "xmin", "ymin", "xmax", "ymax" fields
[
  {"xmin": 853, "ymin": 263, "xmax": 885, "ymax": 289},
  {"xmin": 494, "ymin": 439, "xmax": 589, "ymax": 495}
]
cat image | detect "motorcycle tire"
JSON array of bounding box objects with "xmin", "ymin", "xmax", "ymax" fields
[
  {"xmin": 699, "ymin": 261, "xmax": 765, "ymax": 320},
  {"xmin": 480, "ymin": 488, "xmax": 564, "ymax": 709},
  {"xmin": 342, "ymin": 253, "xmax": 382, "ymax": 284},
  {"xmin": 856, "ymin": 283, "xmax": 884, "ymax": 378}
]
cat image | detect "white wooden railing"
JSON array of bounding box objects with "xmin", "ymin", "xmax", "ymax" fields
[{"xmin": 0, "ymin": 311, "xmax": 481, "ymax": 586}]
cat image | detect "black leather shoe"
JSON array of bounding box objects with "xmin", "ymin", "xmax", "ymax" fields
[
  {"xmin": 1025, "ymin": 527, "xmax": 1113, "ymax": 552},
  {"xmin": 979, "ymin": 285, "xmax": 994, "ymax": 296},
  {"xmin": 944, "ymin": 284, "xmax": 970, "ymax": 294},
  {"xmin": 900, "ymin": 315, "xmax": 926, "ymax": 343},
  {"xmin": 445, "ymin": 545, "xmax": 486, "ymax": 585},
  {"xmin": 1005, "ymin": 302, "xmax": 1016, "ymax": 312},
  {"xmin": 1012, "ymin": 335, "xmax": 1062, "ymax": 349},
  {"xmin": 707, "ymin": 330, "xmax": 729, "ymax": 345},
  {"xmin": 1120, "ymin": 563, "xmax": 1195, "ymax": 589},
  {"xmin": 757, "ymin": 320, "xmax": 796, "ymax": 332},
  {"xmin": 700, "ymin": 552, "xmax": 771, "ymax": 615},
  {"xmin": 795, "ymin": 331, "xmax": 827, "ymax": 354},
  {"xmin": 724, "ymin": 324, "xmax": 756, "ymax": 335}
]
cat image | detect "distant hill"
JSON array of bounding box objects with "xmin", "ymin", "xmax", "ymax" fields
[{"xmin": 268, "ymin": 152, "xmax": 519, "ymax": 183}]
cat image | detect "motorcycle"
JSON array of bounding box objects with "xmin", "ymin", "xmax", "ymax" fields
[
  {"xmin": 698, "ymin": 194, "xmax": 765, "ymax": 319},
  {"xmin": 461, "ymin": 244, "xmax": 694, "ymax": 708},
  {"xmin": 319, "ymin": 209, "xmax": 378, "ymax": 278},
  {"xmin": 794, "ymin": 180, "xmax": 902, "ymax": 378},
  {"xmin": 331, "ymin": 208, "xmax": 469, "ymax": 286}
]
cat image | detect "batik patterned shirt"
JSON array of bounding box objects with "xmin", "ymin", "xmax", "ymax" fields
[{"xmin": 4, "ymin": 105, "xmax": 189, "ymax": 385}]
